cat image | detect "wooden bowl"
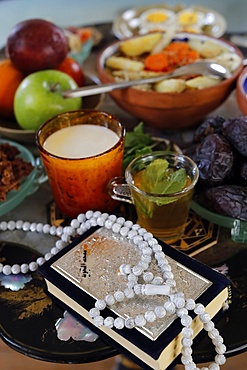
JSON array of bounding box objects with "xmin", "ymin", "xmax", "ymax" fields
[
  {"xmin": 236, "ymin": 67, "xmax": 247, "ymax": 115},
  {"xmin": 97, "ymin": 32, "xmax": 244, "ymax": 130}
]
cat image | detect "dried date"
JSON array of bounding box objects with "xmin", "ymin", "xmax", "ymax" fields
[
  {"xmin": 187, "ymin": 133, "xmax": 234, "ymax": 186},
  {"xmin": 193, "ymin": 115, "xmax": 225, "ymax": 143},
  {"xmin": 195, "ymin": 185, "xmax": 247, "ymax": 221},
  {"xmin": 187, "ymin": 115, "xmax": 247, "ymax": 220},
  {"xmin": 222, "ymin": 116, "xmax": 247, "ymax": 157},
  {"xmin": 240, "ymin": 161, "xmax": 247, "ymax": 184}
]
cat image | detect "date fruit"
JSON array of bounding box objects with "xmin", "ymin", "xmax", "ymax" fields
[
  {"xmin": 222, "ymin": 116, "xmax": 247, "ymax": 157},
  {"xmin": 196, "ymin": 185, "xmax": 247, "ymax": 221},
  {"xmin": 240, "ymin": 161, "xmax": 247, "ymax": 184},
  {"xmin": 187, "ymin": 133, "xmax": 234, "ymax": 186},
  {"xmin": 193, "ymin": 115, "xmax": 225, "ymax": 143},
  {"xmin": 186, "ymin": 115, "xmax": 247, "ymax": 220}
]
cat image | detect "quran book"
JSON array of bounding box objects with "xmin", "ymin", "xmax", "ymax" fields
[{"xmin": 39, "ymin": 226, "xmax": 230, "ymax": 370}]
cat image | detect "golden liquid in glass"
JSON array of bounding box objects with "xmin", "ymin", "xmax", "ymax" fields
[{"xmin": 132, "ymin": 170, "xmax": 193, "ymax": 243}]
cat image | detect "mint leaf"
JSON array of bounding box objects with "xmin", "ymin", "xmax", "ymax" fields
[
  {"xmin": 140, "ymin": 159, "xmax": 169, "ymax": 192},
  {"xmin": 140, "ymin": 159, "xmax": 187, "ymax": 195},
  {"xmin": 123, "ymin": 146, "xmax": 152, "ymax": 171},
  {"xmin": 137, "ymin": 159, "xmax": 188, "ymax": 213},
  {"xmin": 124, "ymin": 122, "xmax": 154, "ymax": 170},
  {"xmin": 154, "ymin": 168, "xmax": 187, "ymax": 194},
  {"xmin": 124, "ymin": 122, "xmax": 153, "ymax": 148}
]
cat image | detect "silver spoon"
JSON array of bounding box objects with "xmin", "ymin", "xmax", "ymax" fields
[{"xmin": 62, "ymin": 62, "xmax": 231, "ymax": 98}]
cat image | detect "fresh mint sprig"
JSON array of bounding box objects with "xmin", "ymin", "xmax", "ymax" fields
[
  {"xmin": 124, "ymin": 122, "xmax": 179, "ymax": 170},
  {"xmin": 140, "ymin": 159, "xmax": 187, "ymax": 195},
  {"xmin": 124, "ymin": 122, "xmax": 154, "ymax": 170},
  {"xmin": 137, "ymin": 159, "xmax": 187, "ymax": 217}
]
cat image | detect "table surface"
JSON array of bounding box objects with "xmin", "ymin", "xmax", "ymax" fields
[{"xmin": 0, "ymin": 20, "xmax": 247, "ymax": 369}]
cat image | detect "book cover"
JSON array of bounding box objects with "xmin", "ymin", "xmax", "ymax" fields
[{"xmin": 39, "ymin": 225, "xmax": 230, "ymax": 370}]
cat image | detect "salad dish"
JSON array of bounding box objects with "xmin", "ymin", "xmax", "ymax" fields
[{"xmin": 97, "ymin": 32, "xmax": 243, "ymax": 129}]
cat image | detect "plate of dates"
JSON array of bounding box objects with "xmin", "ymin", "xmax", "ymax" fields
[{"xmin": 185, "ymin": 115, "xmax": 247, "ymax": 243}]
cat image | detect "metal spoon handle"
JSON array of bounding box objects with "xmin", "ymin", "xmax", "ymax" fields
[
  {"xmin": 62, "ymin": 62, "xmax": 229, "ymax": 98},
  {"xmin": 62, "ymin": 71, "xmax": 175, "ymax": 98}
]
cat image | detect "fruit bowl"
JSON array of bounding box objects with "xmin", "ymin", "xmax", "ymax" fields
[
  {"xmin": 0, "ymin": 74, "xmax": 105, "ymax": 143},
  {"xmin": 97, "ymin": 32, "xmax": 244, "ymax": 130}
]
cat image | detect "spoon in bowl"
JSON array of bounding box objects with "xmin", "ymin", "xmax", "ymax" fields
[{"xmin": 62, "ymin": 61, "xmax": 231, "ymax": 98}]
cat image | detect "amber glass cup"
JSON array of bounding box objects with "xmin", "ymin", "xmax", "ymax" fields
[{"xmin": 36, "ymin": 110, "xmax": 125, "ymax": 218}]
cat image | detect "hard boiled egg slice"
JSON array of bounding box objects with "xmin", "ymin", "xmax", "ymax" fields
[
  {"xmin": 177, "ymin": 8, "xmax": 206, "ymax": 33},
  {"xmin": 139, "ymin": 8, "xmax": 177, "ymax": 33}
]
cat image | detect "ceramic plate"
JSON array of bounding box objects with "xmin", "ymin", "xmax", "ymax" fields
[
  {"xmin": 0, "ymin": 139, "xmax": 37, "ymax": 216},
  {"xmin": 0, "ymin": 74, "xmax": 105, "ymax": 144},
  {"xmin": 113, "ymin": 4, "xmax": 227, "ymax": 40}
]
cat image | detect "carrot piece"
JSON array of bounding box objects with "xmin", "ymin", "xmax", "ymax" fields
[
  {"xmin": 144, "ymin": 53, "xmax": 169, "ymax": 72},
  {"xmin": 77, "ymin": 28, "xmax": 92, "ymax": 43},
  {"xmin": 176, "ymin": 49, "xmax": 200, "ymax": 66},
  {"xmin": 165, "ymin": 42, "xmax": 190, "ymax": 52},
  {"xmin": 144, "ymin": 41, "xmax": 200, "ymax": 72},
  {"xmin": 163, "ymin": 51, "xmax": 179, "ymax": 70}
]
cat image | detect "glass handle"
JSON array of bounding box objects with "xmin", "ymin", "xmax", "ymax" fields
[
  {"xmin": 108, "ymin": 177, "xmax": 133, "ymax": 204},
  {"xmin": 28, "ymin": 157, "xmax": 48, "ymax": 196}
]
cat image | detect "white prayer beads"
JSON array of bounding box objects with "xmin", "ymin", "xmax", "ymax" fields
[{"xmin": 0, "ymin": 210, "xmax": 227, "ymax": 370}]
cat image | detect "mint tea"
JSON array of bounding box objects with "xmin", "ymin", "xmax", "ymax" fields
[{"xmin": 126, "ymin": 152, "xmax": 199, "ymax": 243}]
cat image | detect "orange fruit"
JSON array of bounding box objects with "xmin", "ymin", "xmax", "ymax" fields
[{"xmin": 0, "ymin": 59, "xmax": 25, "ymax": 119}]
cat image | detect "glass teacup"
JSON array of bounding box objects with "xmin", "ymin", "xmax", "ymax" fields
[{"xmin": 109, "ymin": 151, "xmax": 199, "ymax": 243}]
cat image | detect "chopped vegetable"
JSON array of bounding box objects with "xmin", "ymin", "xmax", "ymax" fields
[
  {"xmin": 119, "ymin": 32, "xmax": 163, "ymax": 57},
  {"xmin": 105, "ymin": 33, "xmax": 241, "ymax": 93},
  {"xmin": 144, "ymin": 41, "xmax": 199, "ymax": 72},
  {"xmin": 165, "ymin": 41, "xmax": 190, "ymax": 52},
  {"xmin": 145, "ymin": 53, "xmax": 169, "ymax": 72}
]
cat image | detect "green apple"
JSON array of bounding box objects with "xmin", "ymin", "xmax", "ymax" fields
[{"xmin": 14, "ymin": 69, "xmax": 82, "ymax": 130}]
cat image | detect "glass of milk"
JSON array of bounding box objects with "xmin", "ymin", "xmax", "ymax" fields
[{"xmin": 36, "ymin": 110, "xmax": 125, "ymax": 218}]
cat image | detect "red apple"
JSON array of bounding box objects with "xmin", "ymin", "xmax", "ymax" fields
[
  {"xmin": 56, "ymin": 57, "xmax": 85, "ymax": 87},
  {"xmin": 6, "ymin": 19, "xmax": 68, "ymax": 74}
]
